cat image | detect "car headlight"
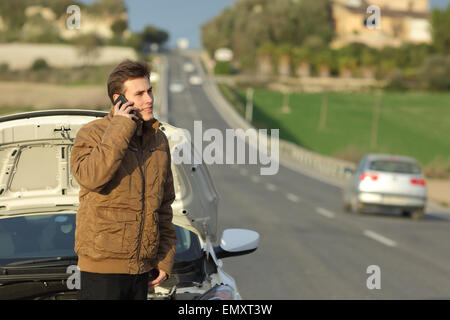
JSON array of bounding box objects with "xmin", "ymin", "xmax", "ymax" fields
[{"xmin": 197, "ymin": 284, "xmax": 234, "ymax": 300}]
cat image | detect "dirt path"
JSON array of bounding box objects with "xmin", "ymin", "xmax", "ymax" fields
[
  {"xmin": 427, "ymin": 179, "xmax": 450, "ymax": 207},
  {"xmin": 0, "ymin": 81, "xmax": 109, "ymax": 109},
  {"xmin": 0, "ymin": 43, "xmax": 137, "ymax": 70}
]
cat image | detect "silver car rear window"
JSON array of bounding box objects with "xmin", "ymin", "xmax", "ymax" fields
[{"xmin": 369, "ymin": 160, "xmax": 421, "ymax": 174}]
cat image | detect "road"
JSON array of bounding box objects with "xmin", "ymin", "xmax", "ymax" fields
[{"xmin": 163, "ymin": 50, "xmax": 450, "ymax": 299}]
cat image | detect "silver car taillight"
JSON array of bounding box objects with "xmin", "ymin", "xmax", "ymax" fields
[
  {"xmin": 360, "ymin": 172, "xmax": 378, "ymax": 182},
  {"xmin": 410, "ymin": 178, "xmax": 426, "ymax": 186}
]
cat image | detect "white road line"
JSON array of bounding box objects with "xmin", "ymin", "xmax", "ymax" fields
[
  {"xmin": 265, "ymin": 183, "xmax": 277, "ymax": 191},
  {"xmin": 251, "ymin": 175, "xmax": 261, "ymax": 183},
  {"xmin": 363, "ymin": 230, "xmax": 397, "ymax": 247},
  {"xmin": 315, "ymin": 207, "xmax": 336, "ymax": 219},
  {"xmin": 286, "ymin": 193, "xmax": 300, "ymax": 203}
]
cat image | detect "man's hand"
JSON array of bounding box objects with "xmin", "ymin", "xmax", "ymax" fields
[
  {"xmin": 113, "ymin": 99, "xmax": 138, "ymax": 121},
  {"xmin": 148, "ymin": 269, "xmax": 167, "ymax": 290}
]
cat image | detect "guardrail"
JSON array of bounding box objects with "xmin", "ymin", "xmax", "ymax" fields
[
  {"xmin": 195, "ymin": 51, "xmax": 357, "ymax": 182},
  {"xmin": 152, "ymin": 56, "xmax": 169, "ymax": 123}
]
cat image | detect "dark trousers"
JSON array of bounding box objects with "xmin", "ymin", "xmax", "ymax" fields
[{"xmin": 77, "ymin": 271, "xmax": 149, "ymax": 300}]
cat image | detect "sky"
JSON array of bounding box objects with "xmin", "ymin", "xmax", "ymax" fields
[{"xmin": 79, "ymin": 0, "xmax": 450, "ymax": 49}]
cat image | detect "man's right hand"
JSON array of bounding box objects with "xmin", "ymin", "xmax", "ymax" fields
[{"xmin": 113, "ymin": 99, "xmax": 138, "ymax": 121}]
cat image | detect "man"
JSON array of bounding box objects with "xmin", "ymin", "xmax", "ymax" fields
[{"xmin": 70, "ymin": 60, "xmax": 177, "ymax": 300}]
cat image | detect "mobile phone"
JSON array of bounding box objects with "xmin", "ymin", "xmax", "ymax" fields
[{"xmin": 114, "ymin": 94, "xmax": 136, "ymax": 115}]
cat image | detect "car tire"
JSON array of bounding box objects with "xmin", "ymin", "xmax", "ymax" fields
[
  {"xmin": 401, "ymin": 210, "xmax": 410, "ymax": 218},
  {"xmin": 342, "ymin": 190, "xmax": 351, "ymax": 212},
  {"xmin": 350, "ymin": 196, "xmax": 363, "ymax": 214},
  {"xmin": 343, "ymin": 202, "xmax": 351, "ymax": 212}
]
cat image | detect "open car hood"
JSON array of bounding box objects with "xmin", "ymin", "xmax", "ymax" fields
[{"xmin": 0, "ymin": 110, "xmax": 218, "ymax": 242}]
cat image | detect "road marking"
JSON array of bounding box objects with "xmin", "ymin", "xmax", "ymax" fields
[
  {"xmin": 251, "ymin": 175, "xmax": 261, "ymax": 183},
  {"xmin": 265, "ymin": 183, "xmax": 277, "ymax": 191},
  {"xmin": 315, "ymin": 207, "xmax": 335, "ymax": 219},
  {"xmin": 363, "ymin": 230, "xmax": 397, "ymax": 247},
  {"xmin": 286, "ymin": 193, "xmax": 300, "ymax": 203}
]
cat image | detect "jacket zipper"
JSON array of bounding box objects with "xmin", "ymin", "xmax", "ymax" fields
[{"xmin": 135, "ymin": 140, "xmax": 146, "ymax": 273}]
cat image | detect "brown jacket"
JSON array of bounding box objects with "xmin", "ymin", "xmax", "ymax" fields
[{"xmin": 70, "ymin": 107, "xmax": 177, "ymax": 276}]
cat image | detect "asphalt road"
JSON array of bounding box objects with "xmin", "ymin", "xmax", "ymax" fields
[{"xmin": 164, "ymin": 50, "xmax": 450, "ymax": 300}]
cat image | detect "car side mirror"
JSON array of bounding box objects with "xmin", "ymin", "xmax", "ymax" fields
[{"xmin": 214, "ymin": 229, "xmax": 259, "ymax": 259}]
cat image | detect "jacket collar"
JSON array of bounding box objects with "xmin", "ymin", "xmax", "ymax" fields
[{"xmin": 107, "ymin": 105, "xmax": 160, "ymax": 137}]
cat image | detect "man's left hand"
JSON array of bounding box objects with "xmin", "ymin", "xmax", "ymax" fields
[{"xmin": 148, "ymin": 269, "xmax": 167, "ymax": 289}]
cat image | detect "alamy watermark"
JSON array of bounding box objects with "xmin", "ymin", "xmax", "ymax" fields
[
  {"xmin": 366, "ymin": 5, "xmax": 381, "ymax": 30},
  {"xmin": 171, "ymin": 121, "xmax": 280, "ymax": 176},
  {"xmin": 66, "ymin": 5, "xmax": 81, "ymax": 30},
  {"xmin": 66, "ymin": 264, "xmax": 81, "ymax": 290},
  {"xmin": 366, "ymin": 265, "xmax": 381, "ymax": 290}
]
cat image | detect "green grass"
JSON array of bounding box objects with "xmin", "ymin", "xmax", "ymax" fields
[{"xmin": 223, "ymin": 85, "xmax": 450, "ymax": 173}]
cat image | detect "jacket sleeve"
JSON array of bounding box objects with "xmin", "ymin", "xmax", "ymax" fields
[
  {"xmin": 70, "ymin": 116, "xmax": 136, "ymax": 193},
  {"xmin": 156, "ymin": 141, "xmax": 177, "ymax": 277}
]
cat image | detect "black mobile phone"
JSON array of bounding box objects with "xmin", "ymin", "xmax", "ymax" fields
[{"xmin": 114, "ymin": 94, "xmax": 136, "ymax": 115}]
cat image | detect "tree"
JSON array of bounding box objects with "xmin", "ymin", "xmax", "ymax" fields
[
  {"xmin": 201, "ymin": 0, "xmax": 334, "ymax": 71},
  {"xmin": 420, "ymin": 55, "xmax": 450, "ymax": 90},
  {"xmin": 74, "ymin": 33, "xmax": 104, "ymax": 65},
  {"xmin": 431, "ymin": 4, "xmax": 450, "ymax": 54},
  {"xmin": 140, "ymin": 25, "xmax": 169, "ymax": 46},
  {"xmin": 111, "ymin": 19, "xmax": 127, "ymax": 37}
]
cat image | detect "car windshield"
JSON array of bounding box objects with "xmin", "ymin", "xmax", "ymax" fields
[
  {"xmin": 369, "ymin": 160, "xmax": 422, "ymax": 174},
  {"xmin": 0, "ymin": 213, "xmax": 202, "ymax": 266}
]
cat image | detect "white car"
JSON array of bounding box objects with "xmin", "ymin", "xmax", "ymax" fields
[
  {"xmin": 169, "ymin": 82, "xmax": 184, "ymax": 93},
  {"xmin": 343, "ymin": 153, "xmax": 427, "ymax": 219},
  {"xmin": 0, "ymin": 110, "xmax": 259, "ymax": 300},
  {"xmin": 150, "ymin": 72, "xmax": 160, "ymax": 83},
  {"xmin": 189, "ymin": 75, "xmax": 203, "ymax": 86},
  {"xmin": 183, "ymin": 62, "xmax": 195, "ymax": 73}
]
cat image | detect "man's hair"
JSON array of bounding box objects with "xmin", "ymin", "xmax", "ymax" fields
[{"xmin": 107, "ymin": 59, "xmax": 151, "ymax": 103}]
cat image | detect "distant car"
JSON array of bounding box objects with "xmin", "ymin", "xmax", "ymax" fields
[
  {"xmin": 150, "ymin": 72, "xmax": 160, "ymax": 83},
  {"xmin": 188, "ymin": 74, "xmax": 203, "ymax": 86},
  {"xmin": 169, "ymin": 82, "xmax": 184, "ymax": 93},
  {"xmin": 0, "ymin": 110, "xmax": 259, "ymax": 300},
  {"xmin": 183, "ymin": 62, "xmax": 195, "ymax": 73},
  {"xmin": 342, "ymin": 154, "xmax": 427, "ymax": 220}
]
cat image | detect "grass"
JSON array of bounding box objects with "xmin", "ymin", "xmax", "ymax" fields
[{"xmin": 220, "ymin": 84, "xmax": 450, "ymax": 177}]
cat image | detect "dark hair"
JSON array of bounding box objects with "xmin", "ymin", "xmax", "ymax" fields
[{"xmin": 107, "ymin": 59, "xmax": 151, "ymax": 103}]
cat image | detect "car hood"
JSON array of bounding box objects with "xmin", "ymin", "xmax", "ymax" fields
[{"xmin": 0, "ymin": 110, "xmax": 218, "ymax": 242}]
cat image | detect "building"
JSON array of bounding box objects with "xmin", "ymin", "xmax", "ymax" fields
[{"xmin": 331, "ymin": 0, "xmax": 432, "ymax": 48}]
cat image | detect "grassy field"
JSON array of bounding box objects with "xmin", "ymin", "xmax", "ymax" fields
[{"xmin": 219, "ymin": 84, "xmax": 450, "ymax": 177}]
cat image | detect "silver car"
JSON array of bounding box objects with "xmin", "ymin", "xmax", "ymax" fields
[
  {"xmin": 343, "ymin": 154, "xmax": 427, "ymax": 220},
  {"xmin": 0, "ymin": 110, "xmax": 259, "ymax": 300}
]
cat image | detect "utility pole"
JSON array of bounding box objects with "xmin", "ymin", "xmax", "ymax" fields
[
  {"xmin": 281, "ymin": 88, "xmax": 291, "ymax": 114},
  {"xmin": 318, "ymin": 87, "xmax": 328, "ymax": 131},
  {"xmin": 371, "ymin": 89, "xmax": 382, "ymax": 149},
  {"xmin": 245, "ymin": 87, "xmax": 254, "ymax": 123}
]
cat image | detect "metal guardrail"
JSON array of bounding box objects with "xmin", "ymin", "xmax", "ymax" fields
[
  {"xmin": 196, "ymin": 51, "xmax": 357, "ymax": 181},
  {"xmin": 152, "ymin": 56, "xmax": 169, "ymax": 123}
]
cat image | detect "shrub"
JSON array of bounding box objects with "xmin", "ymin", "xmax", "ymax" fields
[
  {"xmin": 0, "ymin": 62, "xmax": 9, "ymax": 73},
  {"xmin": 214, "ymin": 61, "xmax": 232, "ymax": 75},
  {"xmin": 420, "ymin": 55, "xmax": 450, "ymax": 91},
  {"xmin": 30, "ymin": 58, "xmax": 49, "ymax": 71}
]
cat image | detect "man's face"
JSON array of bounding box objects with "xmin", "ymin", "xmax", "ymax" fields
[{"xmin": 123, "ymin": 76, "xmax": 154, "ymax": 121}]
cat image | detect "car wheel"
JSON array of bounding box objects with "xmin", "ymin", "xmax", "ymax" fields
[
  {"xmin": 350, "ymin": 196, "xmax": 363, "ymax": 214},
  {"xmin": 342, "ymin": 190, "xmax": 351, "ymax": 212},
  {"xmin": 401, "ymin": 210, "xmax": 410, "ymax": 218},
  {"xmin": 343, "ymin": 201, "xmax": 351, "ymax": 212}
]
